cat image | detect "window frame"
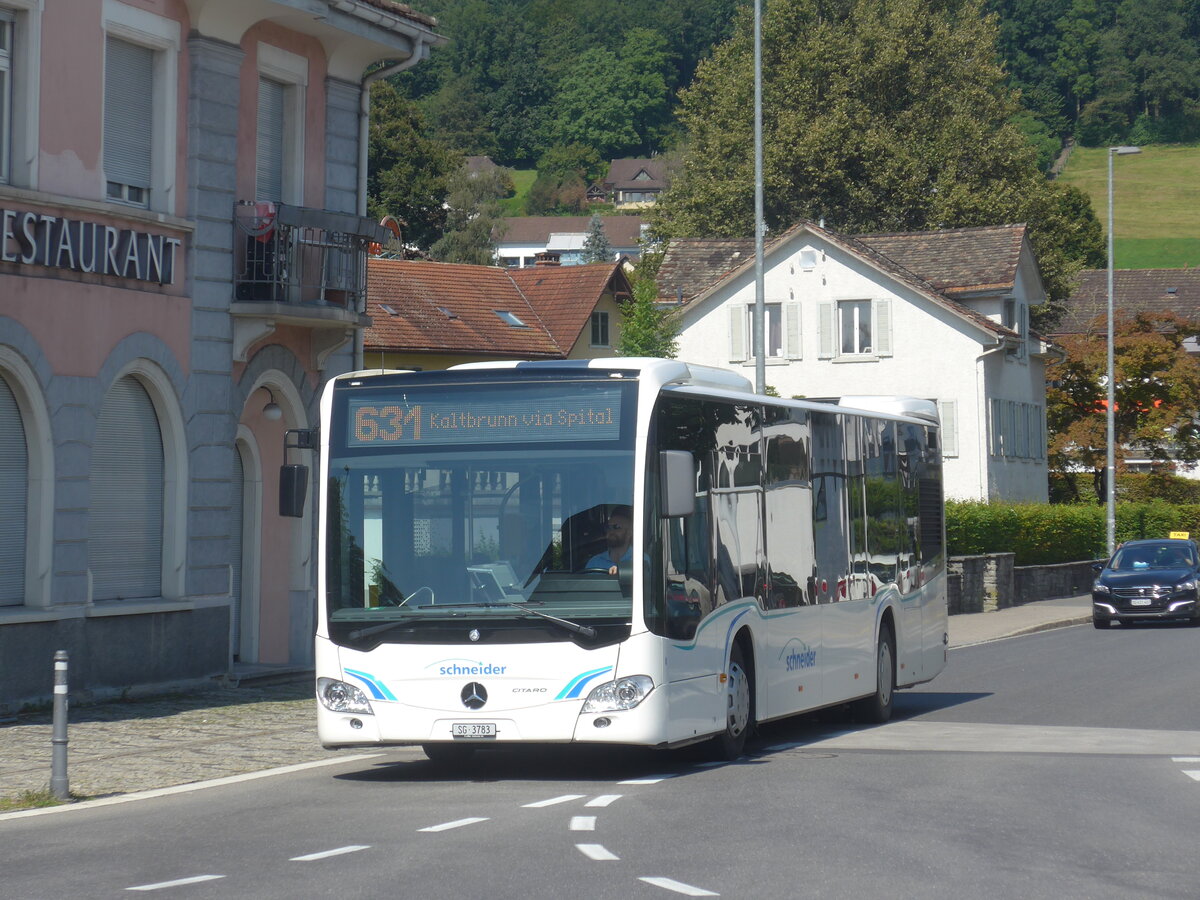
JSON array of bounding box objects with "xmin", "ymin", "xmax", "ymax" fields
[
  {"xmin": 102, "ymin": 0, "xmax": 179, "ymax": 213},
  {"xmin": 0, "ymin": 1, "xmax": 41, "ymax": 190},
  {"xmin": 590, "ymin": 310, "xmax": 610, "ymax": 348},
  {"xmin": 256, "ymin": 42, "xmax": 307, "ymax": 206}
]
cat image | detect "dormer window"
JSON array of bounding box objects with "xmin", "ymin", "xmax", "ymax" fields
[{"xmin": 495, "ymin": 310, "xmax": 527, "ymax": 328}]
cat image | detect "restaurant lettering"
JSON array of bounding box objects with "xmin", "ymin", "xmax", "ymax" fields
[{"xmin": 1, "ymin": 208, "xmax": 182, "ymax": 285}]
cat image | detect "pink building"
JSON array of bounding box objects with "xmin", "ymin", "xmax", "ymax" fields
[{"xmin": 0, "ymin": 0, "xmax": 442, "ymax": 711}]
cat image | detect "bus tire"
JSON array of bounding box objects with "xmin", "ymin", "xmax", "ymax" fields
[
  {"xmin": 422, "ymin": 743, "xmax": 477, "ymax": 764},
  {"xmin": 712, "ymin": 641, "xmax": 753, "ymax": 760},
  {"xmin": 854, "ymin": 622, "xmax": 895, "ymax": 724}
]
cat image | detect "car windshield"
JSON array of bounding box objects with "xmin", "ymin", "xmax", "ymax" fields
[
  {"xmin": 323, "ymin": 374, "xmax": 638, "ymax": 647},
  {"xmin": 1110, "ymin": 544, "xmax": 1196, "ymax": 571}
]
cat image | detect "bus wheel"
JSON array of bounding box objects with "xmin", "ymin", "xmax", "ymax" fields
[
  {"xmin": 422, "ymin": 743, "xmax": 477, "ymax": 764},
  {"xmin": 854, "ymin": 623, "xmax": 895, "ymax": 724},
  {"xmin": 712, "ymin": 642, "xmax": 753, "ymax": 760}
]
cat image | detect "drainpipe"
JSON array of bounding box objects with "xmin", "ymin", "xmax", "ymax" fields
[
  {"xmin": 354, "ymin": 40, "xmax": 426, "ymax": 369},
  {"xmin": 976, "ymin": 340, "xmax": 1011, "ymax": 501}
]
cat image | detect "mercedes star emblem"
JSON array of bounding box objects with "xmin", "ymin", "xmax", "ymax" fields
[
  {"xmin": 461, "ymin": 682, "xmax": 487, "ymax": 710},
  {"xmin": 469, "ymin": 628, "xmax": 481, "ymax": 642}
]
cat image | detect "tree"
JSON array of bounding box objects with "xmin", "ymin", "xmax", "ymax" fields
[
  {"xmin": 366, "ymin": 80, "xmax": 461, "ymax": 251},
  {"xmin": 618, "ymin": 277, "xmax": 679, "ymax": 358},
  {"xmin": 1047, "ymin": 311, "xmax": 1200, "ymax": 500},
  {"xmin": 582, "ymin": 214, "xmax": 614, "ymax": 263},
  {"xmin": 429, "ymin": 166, "xmax": 511, "ymax": 265},
  {"xmin": 653, "ymin": 0, "xmax": 1105, "ymax": 305}
]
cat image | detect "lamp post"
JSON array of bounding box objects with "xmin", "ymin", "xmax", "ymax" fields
[
  {"xmin": 1106, "ymin": 145, "xmax": 1140, "ymax": 556},
  {"xmin": 753, "ymin": 0, "xmax": 765, "ymax": 394}
]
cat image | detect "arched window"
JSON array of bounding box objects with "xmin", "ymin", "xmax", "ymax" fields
[
  {"xmin": 89, "ymin": 375, "xmax": 164, "ymax": 600},
  {"xmin": 0, "ymin": 372, "xmax": 27, "ymax": 605}
]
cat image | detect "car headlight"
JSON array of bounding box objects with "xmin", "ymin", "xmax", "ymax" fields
[
  {"xmin": 581, "ymin": 675, "xmax": 654, "ymax": 713},
  {"xmin": 1177, "ymin": 579, "xmax": 1196, "ymax": 591},
  {"xmin": 318, "ymin": 677, "xmax": 374, "ymax": 715},
  {"xmin": 1092, "ymin": 582, "xmax": 1110, "ymax": 595}
]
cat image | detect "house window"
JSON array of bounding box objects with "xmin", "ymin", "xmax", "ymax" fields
[
  {"xmin": 256, "ymin": 43, "xmax": 306, "ymax": 205},
  {"xmin": 0, "ymin": 11, "xmax": 11, "ymax": 185},
  {"xmin": 495, "ymin": 310, "xmax": 527, "ymax": 328},
  {"xmin": 256, "ymin": 77, "xmax": 285, "ymax": 201},
  {"xmin": 590, "ymin": 311, "xmax": 610, "ymax": 347},
  {"xmin": 104, "ymin": 36, "xmax": 154, "ymax": 206},
  {"xmin": 838, "ymin": 299, "xmax": 872, "ymax": 355},
  {"xmin": 746, "ymin": 303, "xmax": 783, "ymax": 357},
  {"xmin": 102, "ymin": 3, "xmax": 179, "ymax": 212}
]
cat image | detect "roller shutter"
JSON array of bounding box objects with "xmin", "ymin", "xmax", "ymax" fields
[{"xmin": 89, "ymin": 376, "xmax": 163, "ymax": 600}]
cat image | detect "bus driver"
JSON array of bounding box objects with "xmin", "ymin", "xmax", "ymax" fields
[{"xmin": 587, "ymin": 505, "xmax": 633, "ymax": 575}]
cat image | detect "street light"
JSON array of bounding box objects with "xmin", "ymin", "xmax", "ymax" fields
[{"xmin": 1106, "ymin": 145, "xmax": 1140, "ymax": 556}]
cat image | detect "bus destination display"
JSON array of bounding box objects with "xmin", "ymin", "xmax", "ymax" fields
[{"xmin": 346, "ymin": 385, "xmax": 624, "ymax": 447}]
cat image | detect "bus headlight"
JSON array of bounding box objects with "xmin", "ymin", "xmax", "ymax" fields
[
  {"xmin": 581, "ymin": 675, "xmax": 654, "ymax": 713},
  {"xmin": 318, "ymin": 677, "xmax": 374, "ymax": 715}
]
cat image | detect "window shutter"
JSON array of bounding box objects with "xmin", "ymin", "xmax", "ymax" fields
[
  {"xmin": 873, "ymin": 299, "xmax": 893, "ymax": 357},
  {"xmin": 784, "ymin": 302, "xmax": 802, "ymax": 359},
  {"xmin": 937, "ymin": 400, "xmax": 958, "ymax": 458},
  {"xmin": 89, "ymin": 376, "xmax": 163, "ymax": 601},
  {"xmin": 818, "ymin": 301, "xmax": 835, "ymax": 359},
  {"xmin": 729, "ymin": 304, "xmax": 747, "ymax": 362},
  {"xmin": 104, "ymin": 36, "xmax": 154, "ymax": 194},
  {"xmin": 0, "ymin": 374, "xmax": 26, "ymax": 605},
  {"xmin": 256, "ymin": 77, "xmax": 285, "ymax": 202}
]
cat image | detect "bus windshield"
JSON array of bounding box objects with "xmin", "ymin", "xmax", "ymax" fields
[{"xmin": 324, "ymin": 375, "xmax": 637, "ymax": 648}]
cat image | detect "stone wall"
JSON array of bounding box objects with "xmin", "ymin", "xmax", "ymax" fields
[{"xmin": 948, "ymin": 554, "xmax": 1100, "ymax": 614}]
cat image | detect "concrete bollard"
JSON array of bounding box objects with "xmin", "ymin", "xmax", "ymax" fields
[{"xmin": 50, "ymin": 650, "xmax": 69, "ymax": 800}]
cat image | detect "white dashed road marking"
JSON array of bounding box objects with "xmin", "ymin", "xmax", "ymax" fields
[
  {"xmin": 127, "ymin": 875, "xmax": 225, "ymax": 891},
  {"xmin": 575, "ymin": 843, "xmax": 620, "ymax": 860},
  {"xmin": 619, "ymin": 774, "xmax": 676, "ymax": 784},
  {"xmin": 569, "ymin": 816, "xmax": 596, "ymax": 831},
  {"xmin": 639, "ymin": 876, "xmax": 720, "ymax": 896},
  {"xmin": 419, "ymin": 817, "xmax": 489, "ymax": 832},
  {"xmin": 522, "ymin": 794, "xmax": 584, "ymax": 808},
  {"xmin": 586, "ymin": 794, "xmax": 622, "ymax": 807},
  {"xmin": 290, "ymin": 845, "xmax": 370, "ymax": 861}
]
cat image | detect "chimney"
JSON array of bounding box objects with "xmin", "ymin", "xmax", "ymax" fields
[{"xmin": 535, "ymin": 251, "xmax": 561, "ymax": 267}]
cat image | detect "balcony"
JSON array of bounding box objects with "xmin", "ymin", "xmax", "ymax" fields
[{"xmin": 231, "ymin": 202, "xmax": 390, "ymax": 365}]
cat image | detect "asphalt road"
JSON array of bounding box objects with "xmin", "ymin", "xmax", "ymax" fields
[{"xmin": 5, "ymin": 621, "xmax": 1200, "ymax": 899}]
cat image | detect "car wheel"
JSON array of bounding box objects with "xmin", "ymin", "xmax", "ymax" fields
[
  {"xmin": 710, "ymin": 641, "xmax": 753, "ymax": 760},
  {"xmin": 853, "ymin": 622, "xmax": 896, "ymax": 724}
]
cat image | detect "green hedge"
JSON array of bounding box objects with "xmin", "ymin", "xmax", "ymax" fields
[{"xmin": 946, "ymin": 500, "xmax": 1200, "ymax": 565}]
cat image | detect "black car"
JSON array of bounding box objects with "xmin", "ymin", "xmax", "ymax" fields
[{"xmin": 1092, "ymin": 538, "xmax": 1200, "ymax": 628}]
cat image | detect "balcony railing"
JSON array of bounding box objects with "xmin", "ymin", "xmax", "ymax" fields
[{"xmin": 233, "ymin": 201, "xmax": 388, "ymax": 316}]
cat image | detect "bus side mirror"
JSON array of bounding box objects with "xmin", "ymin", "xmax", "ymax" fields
[
  {"xmin": 279, "ymin": 464, "xmax": 309, "ymax": 517},
  {"xmin": 660, "ymin": 450, "xmax": 695, "ymax": 518}
]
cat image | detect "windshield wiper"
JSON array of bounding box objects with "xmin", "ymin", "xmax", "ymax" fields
[{"xmin": 496, "ymin": 601, "xmax": 596, "ymax": 639}]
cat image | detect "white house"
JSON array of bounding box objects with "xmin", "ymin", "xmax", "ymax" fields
[
  {"xmin": 495, "ymin": 216, "xmax": 647, "ymax": 267},
  {"xmin": 658, "ymin": 221, "xmax": 1059, "ymax": 501}
]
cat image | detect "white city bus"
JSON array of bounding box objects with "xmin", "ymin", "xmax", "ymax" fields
[{"xmin": 291, "ymin": 358, "xmax": 947, "ymax": 760}]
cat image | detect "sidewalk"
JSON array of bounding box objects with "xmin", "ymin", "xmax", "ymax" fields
[{"xmin": 0, "ymin": 596, "xmax": 1093, "ymax": 807}]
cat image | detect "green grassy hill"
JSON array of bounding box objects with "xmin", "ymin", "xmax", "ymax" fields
[
  {"xmin": 1057, "ymin": 143, "xmax": 1200, "ymax": 269},
  {"xmin": 498, "ymin": 169, "xmax": 537, "ymax": 216}
]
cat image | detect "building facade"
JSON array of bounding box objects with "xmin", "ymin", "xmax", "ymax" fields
[{"xmin": 0, "ymin": 0, "xmax": 441, "ymax": 712}]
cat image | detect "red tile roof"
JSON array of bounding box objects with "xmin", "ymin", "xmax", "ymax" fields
[
  {"xmin": 365, "ymin": 259, "xmax": 629, "ymax": 356},
  {"xmin": 1054, "ymin": 269, "xmax": 1200, "ymax": 336},
  {"xmin": 855, "ymin": 225, "xmax": 1027, "ymax": 295},
  {"xmin": 656, "ymin": 221, "xmax": 1019, "ymax": 342},
  {"xmin": 511, "ymin": 263, "xmax": 631, "ymax": 350},
  {"xmin": 498, "ymin": 216, "xmax": 646, "ymax": 248},
  {"xmin": 354, "ymin": 0, "xmax": 439, "ymax": 28}
]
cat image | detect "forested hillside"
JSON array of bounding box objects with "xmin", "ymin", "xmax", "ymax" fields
[{"xmin": 374, "ymin": 0, "xmax": 1199, "ymax": 267}]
